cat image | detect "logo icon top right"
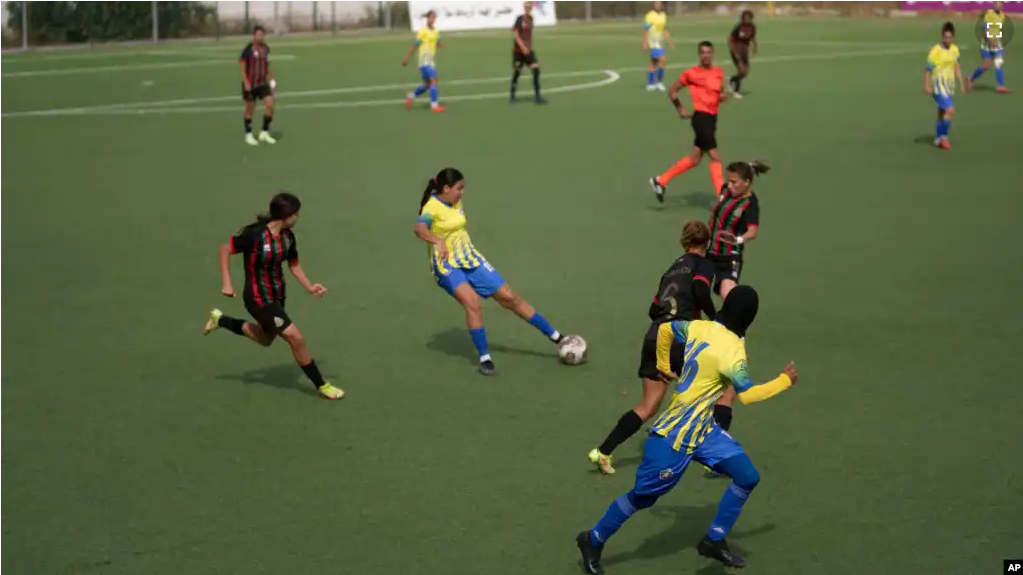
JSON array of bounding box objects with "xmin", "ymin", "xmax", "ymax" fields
[{"xmin": 975, "ymin": 9, "xmax": 1014, "ymax": 50}]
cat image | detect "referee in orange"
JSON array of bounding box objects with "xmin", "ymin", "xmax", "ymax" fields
[{"xmin": 649, "ymin": 41, "xmax": 728, "ymax": 204}]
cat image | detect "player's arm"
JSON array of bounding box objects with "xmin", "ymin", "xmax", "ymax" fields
[
  {"xmin": 284, "ymin": 236, "xmax": 325, "ymax": 295},
  {"xmin": 239, "ymin": 48, "xmax": 251, "ymax": 91},
  {"xmin": 750, "ymin": 32, "xmax": 758, "ymax": 56},
  {"xmin": 655, "ymin": 321, "xmax": 690, "ymax": 380},
  {"xmin": 924, "ymin": 52, "xmax": 935, "ymax": 94},
  {"xmin": 668, "ymin": 75, "xmax": 690, "ymax": 118},
  {"xmin": 414, "ymin": 213, "xmax": 449, "ymax": 261},
  {"xmin": 220, "ymin": 232, "xmax": 251, "ymax": 297},
  {"xmin": 955, "ymin": 59, "xmax": 966, "ymax": 93},
  {"xmin": 731, "ymin": 359, "xmax": 798, "ymax": 405},
  {"xmin": 642, "ymin": 25, "xmax": 649, "ymax": 51},
  {"xmin": 401, "ymin": 39, "xmax": 419, "ymax": 67},
  {"xmin": 513, "ymin": 18, "xmax": 530, "ymax": 54},
  {"xmin": 665, "ymin": 28, "xmax": 675, "ymax": 49}
]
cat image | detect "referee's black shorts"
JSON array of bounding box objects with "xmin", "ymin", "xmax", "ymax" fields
[
  {"xmin": 691, "ymin": 111, "xmax": 718, "ymax": 152},
  {"xmin": 637, "ymin": 323, "xmax": 685, "ymax": 380},
  {"xmin": 244, "ymin": 297, "xmax": 293, "ymax": 335},
  {"xmin": 242, "ymin": 83, "xmax": 272, "ymax": 102}
]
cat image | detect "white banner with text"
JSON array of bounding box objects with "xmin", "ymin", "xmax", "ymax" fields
[{"xmin": 408, "ymin": 1, "xmax": 557, "ymax": 32}]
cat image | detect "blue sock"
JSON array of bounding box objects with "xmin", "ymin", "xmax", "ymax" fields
[
  {"xmin": 936, "ymin": 118, "xmax": 950, "ymax": 139},
  {"xmin": 429, "ymin": 84, "xmax": 438, "ymax": 104},
  {"xmin": 707, "ymin": 453, "xmax": 760, "ymax": 541},
  {"xmin": 469, "ymin": 328, "xmax": 489, "ymax": 359},
  {"xmin": 996, "ymin": 67, "xmax": 1005, "ymax": 87},
  {"xmin": 647, "ymin": 70, "xmax": 655, "ymax": 85},
  {"xmin": 970, "ymin": 66, "xmax": 986, "ymax": 81},
  {"xmin": 656, "ymin": 67, "xmax": 665, "ymax": 83},
  {"xmin": 412, "ymin": 85, "xmax": 428, "ymax": 97},
  {"xmin": 590, "ymin": 493, "xmax": 637, "ymax": 545},
  {"xmin": 527, "ymin": 312, "xmax": 556, "ymax": 339}
]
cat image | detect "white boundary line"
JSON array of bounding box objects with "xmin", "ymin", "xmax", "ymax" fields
[
  {"xmin": 0, "ymin": 48, "xmax": 922, "ymax": 119},
  {"xmin": 2, "ymin": 54, "xmax": 298, "ymax": 78}
]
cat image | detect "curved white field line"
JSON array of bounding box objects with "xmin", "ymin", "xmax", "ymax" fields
[{"xmin": 2, "ymin": 70, "xmax": 620, "ymax": 117}]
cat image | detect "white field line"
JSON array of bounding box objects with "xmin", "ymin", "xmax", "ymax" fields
[
  {"xmin": 1, "ymin": 54, "xmax": 297, "ymax": 78},
  {"xmin": 0, "ymin": 48, "xmax": 921, "ymax": 119}
]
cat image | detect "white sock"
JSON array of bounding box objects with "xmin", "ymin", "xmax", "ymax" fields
[
  {"xmin": 479, "ymin": 354, "xmax": 492, "ymax": 363},
  {"xmin": 549, "ymin": 330, "xmax": 562, "ymax": 343}
]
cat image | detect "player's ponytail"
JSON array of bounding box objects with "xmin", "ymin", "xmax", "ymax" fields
[
  {"xmin": 240, "ymin": 192, "xmax": 301, "ymax": 234},
  {"xmin": 419, "ymin": 167, "xmax": 465, "ymax": 213},
  {"xmin": 727, "ymin": 160, "xmax": 770, "ymax": 182}
]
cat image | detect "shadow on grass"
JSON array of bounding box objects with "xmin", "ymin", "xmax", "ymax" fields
[
  {"xmin": 215, "ymin": 362, "xmax": 321, "ymax": 397},
  {"xmin": 647, "ymin": 190, "xmax": 719, "ymax": 212},
  {"xmin": 427, "ymin": 327, "xmax": 558, "ymax": 364}
]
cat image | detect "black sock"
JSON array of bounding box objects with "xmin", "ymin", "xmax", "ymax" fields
[
  {"xmin": 262, "ymin": 115, "xmax": 273, "ymax": 132},
  {"xmin": 244, "ymin": 117, "xmax": 253, "ymax": 134},
  {"xmin": 532, "ymin": 67, "xmax": 541, "ymax": 96},
  {"xmin": 713, "ymin": 404, "xmax": 733, "ymax": 431},
  {"xmin": 598, "ymin": 410, "xmax": 644, "ymax": 455},
  {"xmin": 300, "ymin": 360, "xmax": 326, "ymax": 388},
  {"xmin": 218, "ymin": 315, "xmax": 246, "ymax": 336},
  {"xmin": 511, "ymin": 70, "xmax": 521, "ymax": 95}
]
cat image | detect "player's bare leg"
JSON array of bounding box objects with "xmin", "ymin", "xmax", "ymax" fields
[
  {"xmin": 243, "ymin": 100, "xmax": 258, "ymax": 145},
  {"xmin": 280, "ymin": 324, "xmax": 343, "ymax": 399},
  {"xmin": 590, "ymin": 378, "xmax": 668, "ymax": 474},
  {"xmin": 718, "ymin": 278, "xmax": 737, "ymax": 300},
  {"xmin": 494, "ymin": 284, "xmax": 563, "ymax": 343},
  {"xmin": 454, "ymin": 284, "xmax": 494, "ymax": 375},
  {"xmin": 243, "ymin": 322, "xmax": 277, "ymax": 347},
  {"xmin": 258, "ymin": 96, "xmax": 277, "ymax": 143}
]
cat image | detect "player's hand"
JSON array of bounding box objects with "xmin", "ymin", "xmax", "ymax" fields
[
  {"xmin": 924, "ymin": 85, "xmax": 933, "ymax": 95},
  {"xmin": 716, "ymin": 231, "xmax": 738, "ymax": 245},
  {"xmin": 658, "ymin": 370, "xmax": 679, "ymax": 383},
  {"xmin": 523, "ymin": 47, "xmax": 532, "ymax": 56},
  {"xmin": 401, "ymin": 59, "xmax": 408, "ymax": 67},
  {"xmin": 434, "ymin": 240, "xmax": 449, "ymax": 261},
  {"xmin": 782, "ymin": 361, "xmax": 798, "ymax": 385},
  {"xmin": 308, "ymin": 283, "xmax": 328, "ymax": 297},
  {"xmin": 677, "ymin": 107, "xmax": 691, "ymax": 119},
  {"xmin": 221, "ymin": 284, "xmax": 236, "ymax": 298},
  {"xmin": 244, "ymin": 81, "xmax": 252, "ymax": 92}
]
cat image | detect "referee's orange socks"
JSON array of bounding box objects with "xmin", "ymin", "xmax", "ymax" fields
[
  {"xmin": 709, "ymin": 160, "xmax": 724, "ymax": 192},
  {"xmin": 658, "ymin": 156, "xmax": 695, "ymax": 185}
]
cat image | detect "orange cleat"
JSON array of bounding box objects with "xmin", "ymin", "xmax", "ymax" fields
[
  {"xmin": 937, "ymin": 139, "xmax": 951, "ymax": 150},
  {"xmin": 405, "ymin": 95, "xmax": 414, "ymax": 110},
  {"xmin": 997, "ymin": 86, "xmax": 1011, "ymax": 94},
  {"xmin": 431, "ymin": 105, "xmax": 446, "ymax": 113}
]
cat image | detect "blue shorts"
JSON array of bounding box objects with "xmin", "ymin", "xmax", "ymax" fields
[
  {"xmin": 933, "ymin": 93, "xmax": 954, "ymax": 111},
  {"xmin": 419, "ymin": 65, "xmax": 437, "ymax": 82},
  {"xmin": 981, "ymin": 47, "xmax": 1004, "ymax": 60},
  {"xmin": 633, "ymin": 427, "xmax": 746, "ymax": 498},
  {"xmin": 435, "ymin": 262, "xmax": 505, "ymax": 299},
  {"xmin": 649, "ymin": 48, "xmax": 665, "ymax": 60}
]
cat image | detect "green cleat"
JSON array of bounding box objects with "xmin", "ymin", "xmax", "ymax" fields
[
  {"xmin": 258, "ymin": 131, "xmax": 277, "ymax": 144},
  {"xmin": 588, "ymin": 448, "xmax": 615, "ymax": 475},
  {"xmin": 245, "ymin": 133, "xmax": 259, "ymax": 146},
  {"xmin": 203, "ymin": 309, "xmax": 223, "ymax": 335},
  {"xmin": 317, "ymin": 382, "xmax": 345, "ymax": 400}
]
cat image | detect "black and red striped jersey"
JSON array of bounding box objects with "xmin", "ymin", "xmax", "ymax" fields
[
  {"xmin": 230, "ymin": 226, "xmax": 297, "ymax": 305},
  {"xmin": 240, "ymin": 42, "xmax": 271, "ymax": 87},
  {"xmin": 708, "ymin": 187, "xmax": 760, "ymax": 257}
]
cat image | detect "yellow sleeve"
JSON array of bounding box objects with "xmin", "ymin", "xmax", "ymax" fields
[
  {"xmin": 416, "ymin": 28, "xmax": 426, "ymax": 44},
  {"xmin": 417, "ymin": 198, "xmax": 438, "ymax": 225},
  {"xmin": 644, "ymin": 12, "xmax": 654, "ymax": 28},
  {"xmin": 737, "ymin": 374, "xmax": 792, "ymax": 404},
  {"xmin": 655, "ymin": 322, "xmax": 675, "ymax": 376},
  {"xmin": 925, "ymin": 46, "xmax": 939, "ymax": 69}
]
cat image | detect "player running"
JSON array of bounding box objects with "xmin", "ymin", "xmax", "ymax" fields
[
  {"xmin": 925, "ymin": 22, "xmax": 966, "ymax": 150},
  {"xmin": 202, "ymin": 192, "xmax": 344, "ymax": 401},
  {"xmin": 649, "ymin": 41, "xmax": 727, "ymax": 204},
  {"xmin": 240, "ymin": 25, "xmax": 277, "ymax": 146},
  {"xmin": 968, "ymin": 2, "xmax": 1010, "ymax": 93},
  {"xmin": 511, "ymin": 1, "xmax": 547, "ymax": 104},
  {"xmin": 727, "ymin": 10, "xmax": 757, "ymax": 98},
  {"xmin": 642, "ymin": 1, "xmax": 674, "ymax": 92},
  {"xmin": 588, "ymin": 221, "xmax": 717, "ymax": 475},
  {"xmin": 576, "ymin": 286, "xmax": 798, "ymax": 573},
  {"xmin": 415, "ymin": 168, "xmax": 569, "ymax": 375},
  {"xmin": 403, "ymin": 10, "xmax": 445, "ymax": 112}
]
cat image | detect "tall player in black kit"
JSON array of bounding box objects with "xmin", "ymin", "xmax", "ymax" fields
[
  {"xmin": 240, "ymin": 25, "xmax": 277, "ymax": 146},
  {"xmin": 511, "ymin": 1, "xmax": 547, "ymax": 104},
  {"xmin": 588, "ymin": 221, "xmax": 717, "ymax": 475}
]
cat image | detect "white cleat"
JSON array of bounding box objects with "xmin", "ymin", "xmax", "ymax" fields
[
  {"xmin": 732, "ymin": 91, "xmax": 744, "ymax": 99},
  {"xmin": 656, "ymin": 83, "xmax": 666, "ymax": 91},
  {"xmin": 258, "ymin": 131, "xmax": 277, "ymax": 144},
  {"xmin": 245, "ymin": 133, "xmax": 259, "ymax": 146},
  {"xmin": 646, "ymin": 84, "xmax": 658, "ymax": 92}
]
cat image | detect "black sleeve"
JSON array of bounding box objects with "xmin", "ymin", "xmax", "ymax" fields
[
  {"xmin": 729, "ymin": 25, "xmax": 741, "ymax": 41},
  {"xmin": 230, "ymin": 228, "xmax": 258, "ymax": 255},
  {"xmin": 741, "ymin": 197, "xmax": 761, "ymax": 230},
  {"xmin": 694, "ymin": 258, "xmax": 717, "ymax": 319},
  {"xmin": 239, "ymin": 43, "xmax": 252, "ymax": 62},
  {"xmin": 513, "ymin": 15, "xmax": 523, "ymax": 32},
  {"xmin": 749, "ymin": 25, "xmax": 757, "ymax": 40},
  {"xmin": 286, "ymin": 231, "xmax": 298, "ymax": 262}
]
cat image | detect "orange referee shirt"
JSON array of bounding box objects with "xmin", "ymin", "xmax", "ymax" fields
[{"xmin": 678, "ymin": 65, "xmax": 724, "ymax": 115}]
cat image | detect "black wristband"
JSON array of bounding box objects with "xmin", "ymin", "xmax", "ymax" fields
[{"xmin": 671, "ymin": 97, "xmax": 681, "ymax": 108}]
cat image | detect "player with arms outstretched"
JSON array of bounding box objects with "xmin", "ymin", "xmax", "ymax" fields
[
  {"xmin": 968, "ymin": 1, "xmax": 1011, "ymax": 93},
  {"xmin": 649, "ymin": 41, "xmax": 727, "ymax": 203},
  {"xmin": 403, "ymin": 10, "xmax": 445, "ymax": 112},
  {"xmin": 925, "ymin": 22, "xmax": 966, "ymax": 150},
  {"xmin": 643, "ymin": 1, "xmax": 674, "ymax": 91},
  {"xmin": 511, "ymin": 1, "xmax": 547, "ymax": 104},
  {"xmin": 727, "ymin": 10, "xmax": 757, "ymax": 98},
  {"xmin": 240, "ymin": 26, "xmax": 277, "ymax": 146},
  {"xmin": 576, "ymin": 286, "xmax": 798, "ymax": 573}
]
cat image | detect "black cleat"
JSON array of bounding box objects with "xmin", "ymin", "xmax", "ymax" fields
[
  {"xmin": 576, "ymin": 531, "xmax": 605, "ymax": 575},
  {"xmin": 478, "ymin": 359, "xmax": 497, "ymax": 376},
  {"xmin": 649, "ymin": 177, "xmax": 666, "ymax": 204},
  {"xmin": 510, "ymin": 94, "xmax": 518, "ymax": 103},
  {"xmin": 697, "ymin": 535, "xmax": 746, "ymax": 569},
  {"xmin": 535, "ymin": 96, "xmax": 549, "ymax": 105}
]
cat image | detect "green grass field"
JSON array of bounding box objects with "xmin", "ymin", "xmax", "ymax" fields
[{"xmin": 4, "ymin": 14, "xmax": 1023, "ymax": 575}]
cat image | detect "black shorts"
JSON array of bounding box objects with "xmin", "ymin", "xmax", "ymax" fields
[
  {"xmin": 691, "ymin": 111, "xmax": 718, "ymax": 152},
  {"xmin": 244, "ymin": 298, "xmax": 292, "ymax": 335},
  {"xmin": 513, "ymin": 51, "xmax": 538, "ymax": 68},
  {"xmin": 710, "ymin": 255, "xmax": 742, "ymax": 295},
  {"xmin": 637, "ymin": 323, "xmax": 685, "ymax": 380},
  {"xmin": 242, "ymin": 84, "xmax": 272, "ymax": 102},
  {"xmin": 730, "ymin": 47, "xmax": 750, "ymax": 68}
]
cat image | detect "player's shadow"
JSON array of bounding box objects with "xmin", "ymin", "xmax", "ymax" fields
[
  {"xmin": 913, "ymin": 134, "xmax": 938, "ymax": 146},
  {"xmin": 427, "ymin": 327, "xmax": 559, "ymax": 363},
  {"xmin": 215, "ymin": 362, "xmax": 322, "ymax": 397},
  {"xmin": 971, "ymin": 84, "xmax": 998, "ymax": 92},
  {"xmin": 649, "ymin": 190, "xmax": 718, "ymax": 211},
  {"xmin": 600, "ymin": 503, "xmax": 776, "ymax": 570}
]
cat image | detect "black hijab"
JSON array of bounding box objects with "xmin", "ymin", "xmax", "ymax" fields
[{"xmin": 716, "ymin": 285, "xmax": 759, "ymax": 338}]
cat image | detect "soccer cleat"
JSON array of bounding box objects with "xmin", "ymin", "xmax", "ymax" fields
[
  {"xmin": 697, "ymin": 535, "xmax": 747, "ymax": 569},
  {"xmin": 510, "ymin": 93, "xmax": 518, "ymax": 103},
  {"xmin": 997, "ymin": 86, "xmax": 1011, "ymax": 94},
  {"xmin": 937, "ymin": 138, "xmax": 951, "ymax": 150},
  {"xmin": 258, "ymin": 131, "xmax": 276, "ymax": 144},
  {"xmin": 649, "ymin": 177, "xmax": 666, "ymax": 204},
  {"xmin": 588, "ymin": 449, "xmax": 615, "ymax": 475},
  {"xmin": 646, "ymin": 84, "xmax": 658, "ymax": 92},
  {"xmin": 431, "ymin": 104, "xmax": 446, "ymax": 113},
  {"xmin": 203, "ymin": 308, "xmax": 223, "ymax": 335},
  {"xmin": 656, "ymin": 83, "xmax": 666, "ymax": 91},
  {"xmin": 535, "ymin": 96, "xmax": 549, "ymax": 105},
  {"xmin": 406, "ymin": 95, "xmax": 414, "ymax": 110},
  {"xmin": 479, "ymin": 359, "xmax": 497, "ymax": 376},
  {"xmin": 576, "ymin": 531, "xmax": 605, "ymax": 575},
  {"xmin": 245, "ymin": 133, "xmax": 259, "ymax": 146},
  {"xmin": 732, "ymin": 91, "xmax": 744, "ymax": 100},
  {"xmin": 317, "ymin": 382, "xmax": 345, "ymax": 400}
]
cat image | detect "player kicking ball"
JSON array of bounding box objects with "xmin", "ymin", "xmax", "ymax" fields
[{"xmin": 240, "ymin": 25, "xmax": 277, "ymax": 146}]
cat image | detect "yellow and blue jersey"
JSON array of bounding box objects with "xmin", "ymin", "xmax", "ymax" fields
[
  {"xmin": 415, "ymin": 26, "xmax": 440, "ymax": 68},
  {"xmin": 644, "ymin": 10, "xmax": 668, "ymax": 50},
  {"xmin": 417, "ymin": 196, "xmax": 486, "ymax": 274},
  {"xmin": 926, "ymin": 43, "xmax": 960, "ymax": 97},
  {"xmin": 650, "ymin": 320, "xmax": 754, "ymax": 454},
  {"xmin": 982, "ymin": 9, "xmax": 1006, "ymax": 51}
]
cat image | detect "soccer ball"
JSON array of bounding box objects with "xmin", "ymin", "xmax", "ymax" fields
[{"xmin": 558, "ymin": 334, "xmax": 588, "ymax": 365}]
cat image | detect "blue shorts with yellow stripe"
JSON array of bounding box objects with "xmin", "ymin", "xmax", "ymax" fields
[
  {"xmin": 933, "ymin": 93, "xmax": 954, "ymax": 111},
  {"xmin": 634, "ymin": 427, "xmax": 746, "ymax": 497},
  {"xmin": 649, "ymin": 47, "xmax": 665, "ymax": 60},
  {"xmin": 435, "ymin": 262, "xmax": 505, "ymax": 298},
  {"xmin": 981, "ymin": 47, "xmax": 1004, "ymax": 60},
  {"xmin": 419, "ymin": 65, "xmax": 437, "ymax": 82}
]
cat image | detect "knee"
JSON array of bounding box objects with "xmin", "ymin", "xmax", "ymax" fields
[
  {"xmin": 626, "ymin": 490, "xmax": 659, "ymax": 511},
  {"xmin": 496, "ymin": 290, "xmax": 520, "ymax": 310},
  {"xmin": 633, "ymin": 404, "xmax": 655, "ymax": 421},
  {"xmin": 945, "ymin": 108, "xmax": 955, "ymax": 120},
  {"xmin": 733, "ymin": 465, "xmax": 760, "ymax": 491},
  {"xmin": 463, "ymin": 297, "xmax": 483, "ymax": 316},
  {"xmin": 984, "ymin": 60, "xmax": 993, "ymax": 69},
  {"xmin": 283, "ymin": 329, "xmax": 305, "ymax": 349}
]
